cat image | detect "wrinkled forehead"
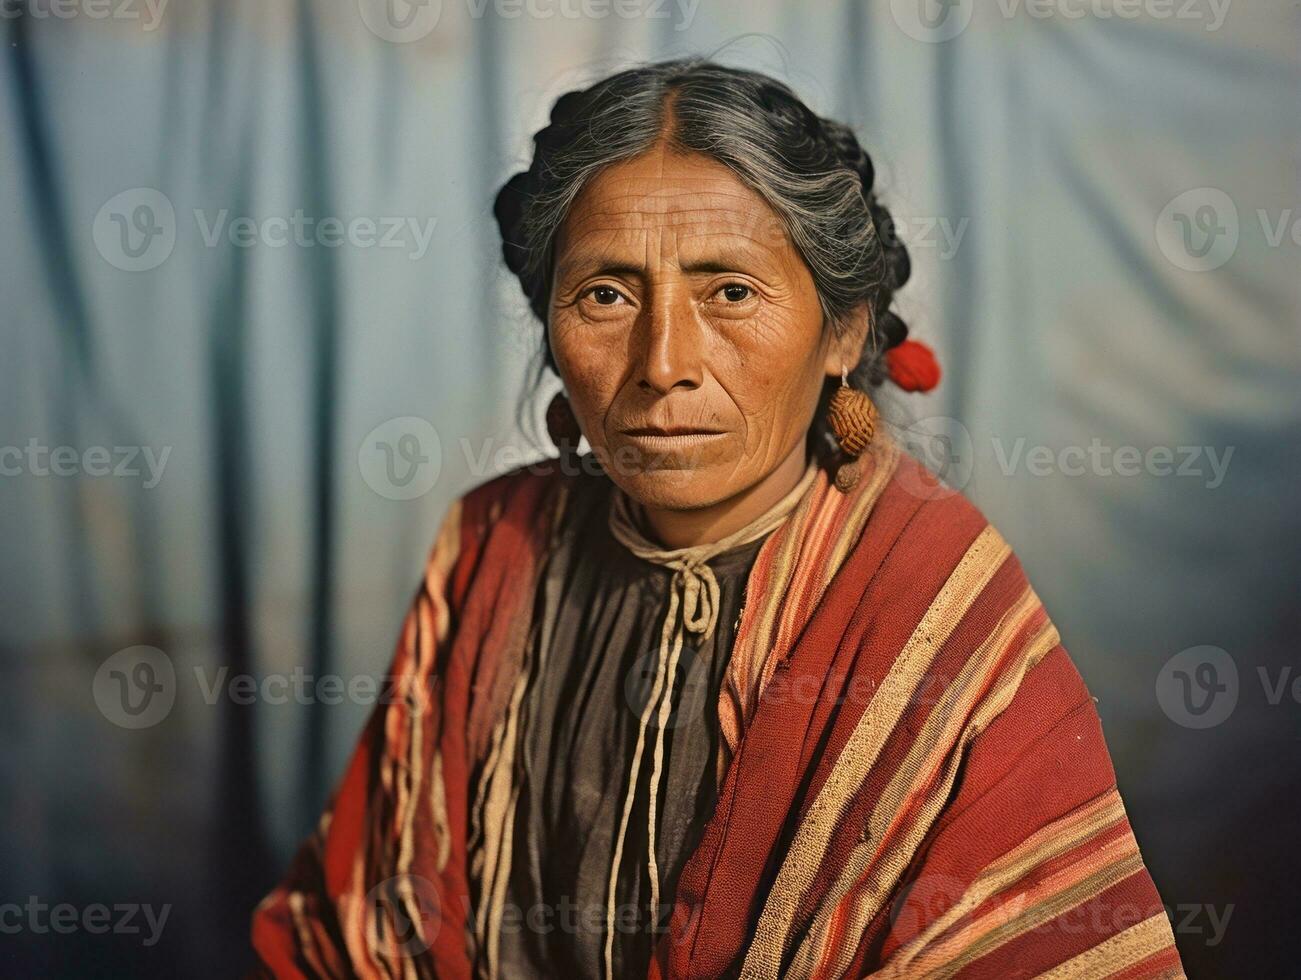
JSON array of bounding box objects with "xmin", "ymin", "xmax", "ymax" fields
[{"xmin": 553, "ymin": 149, "xmax": 792, "ymax": 262}]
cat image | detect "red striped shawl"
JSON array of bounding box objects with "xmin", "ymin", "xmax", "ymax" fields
[{"xmin": 251, "ymin": 435, "xmax": 1183, "ymax": 979}]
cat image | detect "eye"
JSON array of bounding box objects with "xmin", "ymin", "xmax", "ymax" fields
[
  {"xmin": 718, "ymin": 283, "xmax": 752, "ymax": 303},
  {"xmin": 586, "ymin": 285, "xmax": 625, "ymax": 305}
]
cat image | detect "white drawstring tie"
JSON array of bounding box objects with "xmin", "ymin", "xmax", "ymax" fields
[{"xmin": 601, "ymin": 460, "xmax": 818, "ymax": 978}]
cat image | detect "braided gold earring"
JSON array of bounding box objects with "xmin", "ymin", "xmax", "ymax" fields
[{"xmin": 827, "ymin": 365, "xmax": 877, "ymax": 493}]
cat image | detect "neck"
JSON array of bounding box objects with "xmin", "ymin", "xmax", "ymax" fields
[{"xmin": 639, "ymin": 442, "xmax": 809, "ymax": 550}]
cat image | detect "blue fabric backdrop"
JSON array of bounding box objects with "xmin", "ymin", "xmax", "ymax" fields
[{"xmin": 2, "ymin": 2, "xmax": 1296, "ymax": 976}]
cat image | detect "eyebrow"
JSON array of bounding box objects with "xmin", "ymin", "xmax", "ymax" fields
[
  {"xmin": 557, "ymin": 259, "xmax": 645, "ymax": 281},
  {"xmin": 680, "ymin": 259, "xmax": 743, "ymax": 275},
  {"xmin": 554, "ymin": 249, "xmax": 771, "ymax": 283}
]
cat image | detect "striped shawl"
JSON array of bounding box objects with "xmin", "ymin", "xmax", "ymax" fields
[{"xmin": 251, "ymin": 435, "xmax": 1184, "ymax": 979}]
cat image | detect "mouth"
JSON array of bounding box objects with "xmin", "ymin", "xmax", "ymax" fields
[
  {"xmin": 616, "ymin": 426, "xmax": 728, "ymax": 458},
  {"xmin": 620, "ymin": 425, "xmax": 726, "ymax": 437}
]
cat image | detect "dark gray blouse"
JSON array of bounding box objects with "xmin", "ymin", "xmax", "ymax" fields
[{"xmin": 494, "ymin": 474, "xmax": 771, "ymax": 980}]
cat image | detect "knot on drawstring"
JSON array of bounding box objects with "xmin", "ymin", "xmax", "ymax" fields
[{"xmin": 669, "ymin": 558, "xmax": 720, "ymax": 641}]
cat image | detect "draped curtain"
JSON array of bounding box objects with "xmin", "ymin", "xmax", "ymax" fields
[{"xmin": 2, "ymin": 3, "xmax": 1295, "ymax": 976}]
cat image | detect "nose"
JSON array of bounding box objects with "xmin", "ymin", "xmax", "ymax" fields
[{"xmin": 636, "ymin": 282, "xmax": 703, "ymax": 395}]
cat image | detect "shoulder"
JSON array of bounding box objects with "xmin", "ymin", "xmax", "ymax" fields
[
  {"xmin": 455, "ymin": 455, "xmax": 566, "ymax": 527},
  {"xmin": 862, "ymin": 444, "xmax": 1077, "ymax": 688},
  {"xmin": 452, "ymin": 452, "xmax": 613, "ymax": 533},
  {"xmin": 864, "ymin": 445, "xmax": 1017, "ymax": 588},
  {"xmin": 882, "ymin": 447, "xmax": 1098, "ymax": 715},
  {"xmin": 418, "ymin": 454, "xmax": 609, "ymax": 597}
]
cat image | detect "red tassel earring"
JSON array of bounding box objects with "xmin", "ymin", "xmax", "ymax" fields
[{"xmin": 885, "ymin": 339, "xmax": 941, "ymax": 393}]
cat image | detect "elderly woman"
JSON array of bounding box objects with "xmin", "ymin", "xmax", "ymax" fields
[{"xmin": 251, "ymin": 59, "xmax": 1182, "ymax": 979}]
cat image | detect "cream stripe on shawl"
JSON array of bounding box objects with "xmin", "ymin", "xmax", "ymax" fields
[
  {"xmin": 1032, "ymin": 914, "xmax": 1181, "ymax": 980},
  {"xmin": 476, "ymin": 665, "xmax": 532, "ymax": 979},
  {"xmin": 393, "ymin": 508, "xmax": 461, "ymax": 976},
  {"xmin": 787, "ymin": 586, "xmax": 1059, "ymax": 978},
  {"xmin": 905, "ymin": 836, "xmax": 1145, "ymax": 977},
  {"xmin": 286, "ymin": 891, "xmax": 327, "ymax": 976},
  {"xmin": 740, "ymin": 524, "xmax": 1013, "ymax": 979},
  {"xmin": 465, "ymin": 481, "xmax": 571, "ymax": 978},
  {"xmin": 877, "ymin": 792, "xmax": 1126, "ymax": 977},
  {"xmin": 277, "ymin": 812, "xmax": 336, "ymax": 975},
  {"xmin": 347, "ymin": 498, "xmax": 462, "ymax": 976},
  {"xmin": 719, "ymin": 435, "xmax": 901, "ymax": 768},
  {"xmin": 872, "ymin": 790, "xmax": 1180, "ymax": 980}
]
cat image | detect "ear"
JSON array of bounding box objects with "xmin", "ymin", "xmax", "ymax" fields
[{"xmin": 822, "ymin": 303, "xmax": 872, "ymax": 379}]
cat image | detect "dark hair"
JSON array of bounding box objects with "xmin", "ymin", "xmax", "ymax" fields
[{"xmin": 494, "ymin": 57, "xmax": 912, "ymax": 451}]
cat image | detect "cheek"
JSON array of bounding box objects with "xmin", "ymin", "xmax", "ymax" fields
[
  {"xmin": 549, "ymin": 314, "xmax": 624, "ymax": 436},
  {"xmin": 720, "ymin": 307, "xmax": 826, "ymax": 430}
]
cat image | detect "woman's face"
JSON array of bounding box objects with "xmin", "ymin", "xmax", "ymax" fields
[{"xmin": 548, "ymin": 144, "xmax": 864, "ymax": 514}]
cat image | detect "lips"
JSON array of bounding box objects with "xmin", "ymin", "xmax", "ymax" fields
[
  {"xmin": 621, "ymin": 425, "xmax": 725, "ymax": 436},
  {"xmin": 615, "ymin": 424, "xmax": 729, "ymax": 467}
]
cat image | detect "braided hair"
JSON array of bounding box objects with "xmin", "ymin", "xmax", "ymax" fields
[{"xmin": 493, "ymin": 58, "xmax": 915, "ymax": 447}]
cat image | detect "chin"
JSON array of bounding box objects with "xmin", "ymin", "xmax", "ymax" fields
[
  {"xmin": 615, "ymin": 469, "xmax": 732, "ymax": 512},
  {"xmin": 596, "ymin": 440, "xmax": 739, "ymax": 511}
]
